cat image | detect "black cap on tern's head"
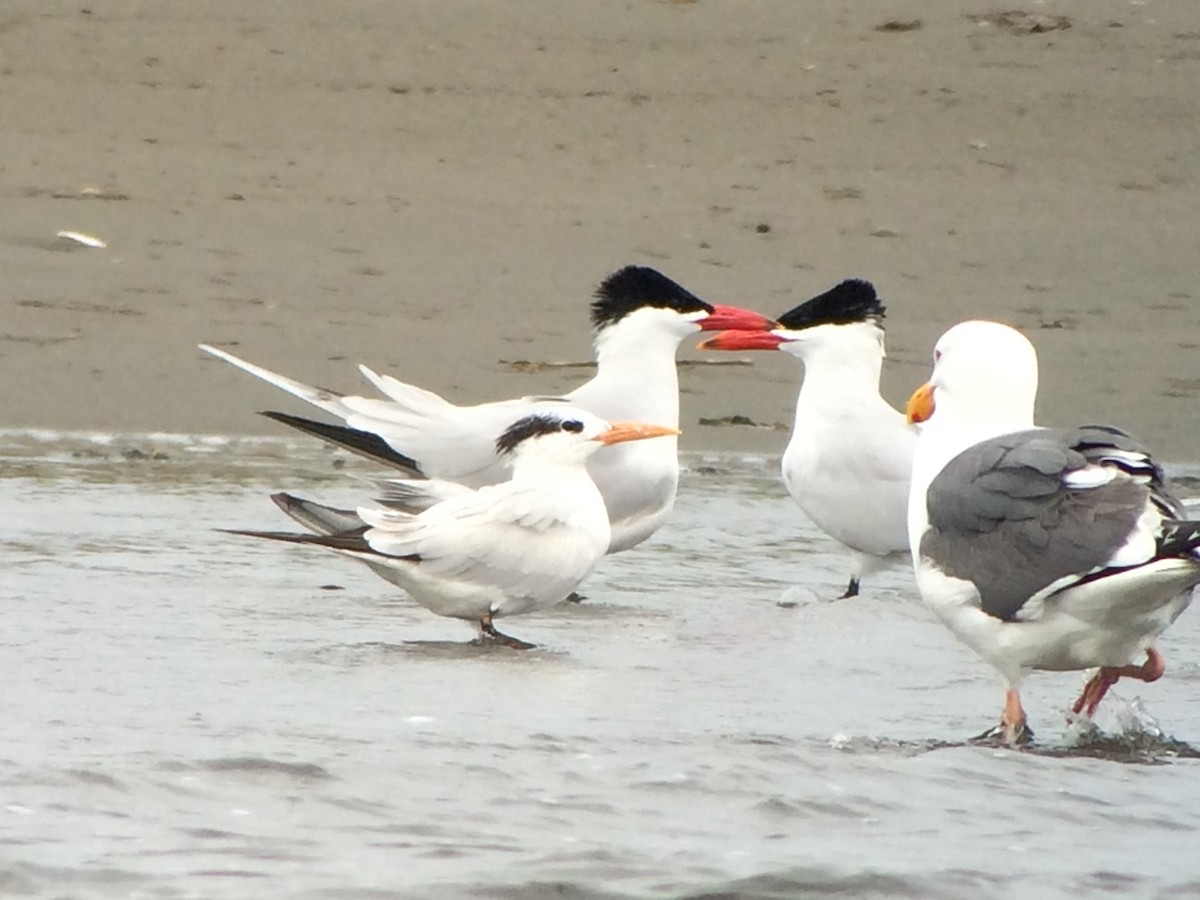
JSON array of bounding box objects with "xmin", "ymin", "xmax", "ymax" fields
[
  {"xmin": 775, "ymin": 279, "xmax": 885, "ymax": 331},
  {"xmin": 494, "ymin": 411, "xmax": 680, "ymax": 457},
  {"xmin": 590, "ymin": 266, "xmax": 714, "ymax": 330},
  {"xmin": 496, "ymin": 413, "xmax": 588, "ymax": 455}
]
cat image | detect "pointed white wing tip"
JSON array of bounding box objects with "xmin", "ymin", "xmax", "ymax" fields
[
  {"xmin": 56, "ymin": 230, "xmax": 106, "ymax": 249},
  {"xmin": 198, "ymin": 343, "xmax": 235, "ymax": 362},
  {"xmin": 198, "ymin": 344, "xmax": 261, "ymax": 375},
  {"xmin": 359, "ymin": 364, "xmax": 403, "ymax": 397}
]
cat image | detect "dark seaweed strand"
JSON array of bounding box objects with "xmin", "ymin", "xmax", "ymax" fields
[
  {"xmin": 496, "ymin": 414, "xmax": 586, "ymax": 454},
  {"xmin": 776, "ymin": 279, "xmax": 884, "ymax": 330},
  {"xmin": 590, "ymin": 266, "xmax": 714, "ymax": 329}
]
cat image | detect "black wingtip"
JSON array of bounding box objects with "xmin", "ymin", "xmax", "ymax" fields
[
  {"xmin": 775, "ymin": 279, "xmax": 885, "ymax": 331},
  {"xmin": 269, "ymin": 491, "xmax": 361, "ymax": 517},
  {"xmin": 590, "ymin": 266, "xmax": 714, "ymax": 330},
  {"xmin": 259, "ymin": 410, "xmax": 424, "ymax": 476},
  {"xmin": 218, "ymin": 527, "xmax": 311, "ymax": 542},
  {"xmin": 269, "ymin": 492, "xmax": 303, "ymax": 515},
  {"xmin": 219, "ymin": 526, "xmax": 373, "ymax": 553},
  {"xmin": 1158, "ymin": 520, "xmax": 1200, "ymax": 559}
]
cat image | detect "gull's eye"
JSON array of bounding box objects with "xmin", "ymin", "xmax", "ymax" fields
[
  {"xmin": 561, "ymin": 420, "xmax": 584, "ymax": 434},
  {"xmin": 933, "ymin": 349, "xmax": 942, "ymax": 363}
]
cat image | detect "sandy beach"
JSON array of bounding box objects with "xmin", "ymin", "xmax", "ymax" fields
[
  {"xmin": 2, "ymin": 1, "xmax": 1198, "ymax": 456},
  {"xmin": 5, "ymin": 8, "xmax": 1200, "ymax": 894}
]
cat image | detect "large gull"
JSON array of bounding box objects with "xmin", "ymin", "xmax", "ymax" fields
[{"xmin": 906, "ymin": 320, "xmax": 1200, "ymax": 744}]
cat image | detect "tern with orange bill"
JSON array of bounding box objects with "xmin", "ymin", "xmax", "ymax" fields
[
  {"xmin": 700, "ymin": 279, "xmax": 917, "ymax": 599},
  {"xmin": 201, "ymin": 266, "xmax": 775, "ymax": 555},
  {"xmin": 226, "ymin": 410, "xmax": 679, "ymax": 648}
]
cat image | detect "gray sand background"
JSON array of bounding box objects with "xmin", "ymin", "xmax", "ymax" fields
[{"xmin": 2, "ymin": 1, "xmax": 1198, "ymax": 456}]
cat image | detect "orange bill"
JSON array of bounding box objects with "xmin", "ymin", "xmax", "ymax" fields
[
  {"xmin": 699, "ymin": 305, "xmax": 779, "ymax": 332},
  {"xmin": 595, "ymin": 422, "xmax": 681, "ymax": 445},
  {"xmin": 698, "ymin": 330, "xmax": 788, "ymax": 351},
  {"xmin": 906, "ymin": 382, "xmax": 936, "ymax": 424}
]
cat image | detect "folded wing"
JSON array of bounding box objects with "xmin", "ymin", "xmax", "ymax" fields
[{"xmin": 921, "ymin": 425, "xmax": 1187, "ymax": 621}]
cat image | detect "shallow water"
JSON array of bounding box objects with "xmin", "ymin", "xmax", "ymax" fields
[{"xmin": 3, "ymin": 431, "xmax": 1200, "ymax": 899}]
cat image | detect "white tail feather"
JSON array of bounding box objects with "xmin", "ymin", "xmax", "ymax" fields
[{"xmin": 198, "ymin": 344, "xmax": 352, "ymax": 420}]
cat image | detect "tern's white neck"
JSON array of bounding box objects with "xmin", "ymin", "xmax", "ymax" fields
[
  {"xmin": 576, "ymin": 312, "xmax": 692, "ymax": 425},
  {"xmin": 507, "ymin": 444, "xmax": 598, "ymax": 487},
  {"xmin": 784, "ymin": 321, "xmax": 886, "ymax": 404},
  {"xmin": 592, "ymin": 308, "xmax": 697, "ymax": 365}
]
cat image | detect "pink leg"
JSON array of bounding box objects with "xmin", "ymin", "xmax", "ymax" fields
[
  {"xmin": 1001, "ymin": 689, "xmax": 1029, "ymax": 746},
  {"xmin": 1072, "ymin": 670, "xmax": 1119, "ymax": 717},
  {"xmin": 1071, "ymin": 647, "xmax": 1166, "ymax": 717}
]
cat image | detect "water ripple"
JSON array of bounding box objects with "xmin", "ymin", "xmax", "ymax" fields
[{"xmin": 3, "ymin": 435, "xmax": 1199, "ymax": 898}]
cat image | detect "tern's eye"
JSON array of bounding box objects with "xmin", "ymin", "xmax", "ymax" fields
[{"xmin": 561, "ymin": 420, "xmax": 584, "ymax": 433}]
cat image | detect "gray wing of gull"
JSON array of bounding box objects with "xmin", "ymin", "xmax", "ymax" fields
[{"xmin": 920, "ymin": 425, "xmax": 1171, "ymax": 622}]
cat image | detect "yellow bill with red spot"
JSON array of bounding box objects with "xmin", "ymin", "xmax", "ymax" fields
[{"xmin": 906, "ymin": 382, "xmax": 936, "ymax": 424}]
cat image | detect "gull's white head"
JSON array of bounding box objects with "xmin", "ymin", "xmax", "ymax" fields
[
  {"xmin": 495, "ymin": 409, "xmax": 680, "ymax": 468},
  {"xmin": 906, "ymin": 320, "xmax": 1038, "ymax": 434}
]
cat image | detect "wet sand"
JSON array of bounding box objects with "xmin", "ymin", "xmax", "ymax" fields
[{"xmin": 2, "ymin": 1, "xmax": 1198, "ymax": 456}]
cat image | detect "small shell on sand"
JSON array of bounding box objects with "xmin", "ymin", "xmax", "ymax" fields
[{"xmin": 55, "ymin": 230, "xmax": 107, "ymax": 249}]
